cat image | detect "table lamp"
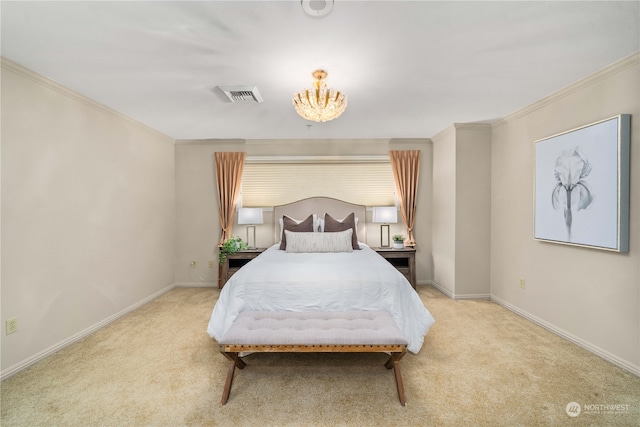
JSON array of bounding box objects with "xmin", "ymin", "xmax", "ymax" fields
[
  {"xmin": 372, "ymin": 206, "xmax": 398, "ymax": 248},
  {"xmin": 237, "ymin": 208, "xmax": 263, "ymax": 249}
]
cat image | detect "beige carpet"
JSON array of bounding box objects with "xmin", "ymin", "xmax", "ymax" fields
[{"xmin": 1, "ymin": 286, "xmax": 639, "ymax": 426}]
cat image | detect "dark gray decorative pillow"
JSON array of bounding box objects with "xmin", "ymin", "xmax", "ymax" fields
[
  {"xmin": 323, "ymin": 212, "xmax": 360, "ymax": 250},
  {"xmin": 279, "ymin": 215, "xmax": 315, "ymax": 250}
]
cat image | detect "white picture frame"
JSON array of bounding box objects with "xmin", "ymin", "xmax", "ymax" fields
[{"xmin": 534, "ymin": 115, "xmax": 630, "ymax": 252}]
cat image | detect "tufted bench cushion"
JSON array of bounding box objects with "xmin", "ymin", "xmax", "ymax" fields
[{"xmin": 219, "ymin": 310, "xmax": 408, "ymax": 346}]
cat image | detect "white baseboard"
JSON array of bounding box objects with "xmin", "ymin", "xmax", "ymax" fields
[
  {"xmin": 428, "ymin": 280, "xmax": 455, "ymax": 298},
  {"xmin": 0, "ymin": 283, "xmax": 176, "ymax": 381},
  {"xmin": 491, "ymin": 295, "xmax": 640, "ymax": 377},
  {"xmin": 427, "ymin": 280, "xmax": 489, "ymax": 300},
  {"xmin": 454, "ymin": 293, "xmax": 491, "ymax": 300},
  {"xmin": 174, "ymin": 282, "xmax": 217, "ymax": 288}
]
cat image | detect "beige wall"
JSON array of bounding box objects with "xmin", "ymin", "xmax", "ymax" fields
[
  {"xmin": 456, "ymin": 125, "xmax": 492, "ymax": 297},
  {"xmin": 1, "ymin": 60, "xmax": 176, "ymax": 375},
  {"xmin": 431, "ymin": 127, "xmax": 457, "ymax": 295},
  {"xmin": 431, "ymin": 124, "xmax": 492, "ymax": 298},
  {"xmin": 490, "ymin": 54, "xmax": 640, "ymax": 373},
  {"xmin": 175, "ymin": 139, "xmax": 433, "ymax": 285}
]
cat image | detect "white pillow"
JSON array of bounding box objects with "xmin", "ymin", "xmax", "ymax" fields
[
  {"xmin": 279, "ymin": 214, "xmax": 319, "ymax": 238},
  {"xmin": 317, "ymin": 216, "xmax": 358, "ymax": 232},
  {"xmin": 285, "ymin": 229, "xmax": 354, "ymax": 253}
]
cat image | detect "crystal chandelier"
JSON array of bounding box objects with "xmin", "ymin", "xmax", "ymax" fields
[{"xmin": 292, "ymin": 70, "xmax": 347, "ymax": 122}]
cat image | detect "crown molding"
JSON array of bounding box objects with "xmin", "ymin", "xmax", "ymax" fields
[
  {"xmin": 453, "ymin": 122, "xmax": 493, "ymax": 132},
  {"xmin": 493, "ymin": 52, "xmax": 640, "ymax": 128},
  {"xmin": 174, "ymin": 139, "xmax": 246, "ymax": 145},
  {"xmin": 431, "ymin": 122, "xmax": 492, "ymax": 142},
  {"xmin": 431, "ymin": 124, "xmax": 456, "ymax": 142},
  {"xmin": 1, "ymin": 56, "xmax": 172, "ymax": 141}
]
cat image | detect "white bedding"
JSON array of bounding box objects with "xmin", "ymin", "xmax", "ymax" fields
[{"xmin": 207, "ymin": 243, "xmax": 435, "ymax": 353}]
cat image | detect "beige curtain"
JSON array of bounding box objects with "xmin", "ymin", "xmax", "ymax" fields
[
  {"xmin": 389, "ymin": 150, "xmax": 420, "ymax": 246},
  {"xmin": 214, "ymin": 152, "xmax": 246, "ymax": 245}
]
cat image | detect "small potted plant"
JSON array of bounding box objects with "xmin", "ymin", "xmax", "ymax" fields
[
  {"xmin": 218, "ymin": 236, "xmax": 249, "ymax": 266},
  {"xmin": 392, "ymin": 234, "xmax": 405, "ymax": 249}
]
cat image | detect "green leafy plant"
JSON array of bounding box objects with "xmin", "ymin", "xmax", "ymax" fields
[
  {"xmin": 218, "ymin": 236, "xmax": 249, "ymax": 266},
  {"xmin": 392, "ymin": 234, "xmax": 405, "ymax": 242}
]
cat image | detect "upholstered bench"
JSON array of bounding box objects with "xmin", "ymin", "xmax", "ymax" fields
[{"xmin": 217, "ymin": 310, "xmax": 409, "ymax": 406}]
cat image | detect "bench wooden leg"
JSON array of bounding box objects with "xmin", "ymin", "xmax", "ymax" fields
[
  {"xmin": 392, "ymin": 359, "xmax": 407, "ymax": 406},
  {"xmin": 221, "ymin": 351, "xmax": 246, "ymax": 369},
  {"xmin": 220, "ymin": 352, "xmax": 246, "ymax": 405},
  {"xmin": 385, "ymin": 352, "xmax": 407, "ymax": 406},
  {"xmin": 221, "ymin": 362, "xmax": 235, "ymax": 405}
]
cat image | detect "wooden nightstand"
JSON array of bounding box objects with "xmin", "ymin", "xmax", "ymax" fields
[
  {"xmin": 375, "ymin": 247, "xmax": 416, "ymax": 289},
  {"xmin": 219, "ymin": 248, "xmax": 266, "ymax": 288}
]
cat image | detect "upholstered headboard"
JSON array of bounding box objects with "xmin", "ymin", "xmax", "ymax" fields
[{"xmin": 273, "ymin": 197, "xmax": 367, "ymax": 245}]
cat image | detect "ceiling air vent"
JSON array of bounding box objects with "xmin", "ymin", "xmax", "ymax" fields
[{"xmin": 218, "ymin": 86, "xmax": 264, "ymax": 103}]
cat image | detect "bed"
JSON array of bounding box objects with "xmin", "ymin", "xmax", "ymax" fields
[{"xmin": 207, "ymin": 197, "xmax": 435, "ymax": 405}]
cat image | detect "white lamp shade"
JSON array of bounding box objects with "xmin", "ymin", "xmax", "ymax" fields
[
  {"xmin": 238, "ymin": 208, "xmax": 263, "ymax": 225},
  {"xmin": 372, "ymin": 206, "xmax": 398, "ymax": 224}
]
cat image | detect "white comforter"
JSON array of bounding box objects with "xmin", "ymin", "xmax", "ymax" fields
[{"xmin": 207, "ymin": 244, "xmax": 435, "ymax": 353}]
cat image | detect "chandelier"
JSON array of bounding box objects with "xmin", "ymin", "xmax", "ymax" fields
[{"xmin": 292, "ymin": 70, "xmax": 347, "ymax": 122}]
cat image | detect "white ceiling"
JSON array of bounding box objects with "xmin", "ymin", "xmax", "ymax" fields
[{"xmin": 2, "ymin": 1, "xmax": 638, "ymax": 140}]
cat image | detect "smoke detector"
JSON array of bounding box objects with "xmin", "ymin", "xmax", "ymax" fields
[
  {"xmin": 218, "ymin": 86, "xmax": 264, "ymax": 103},
  {"xmin": 301, "ymin": 0, "xmax": 334, "ymax": 17}
]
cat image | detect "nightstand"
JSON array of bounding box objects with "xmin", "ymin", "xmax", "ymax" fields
[
  {"xmin": 219, "ymin": 248, "xmax": 266, "ymax": 288},
  {"xmin": 375, "ymin": 247, "xmax": 416, "ymax": 289}
]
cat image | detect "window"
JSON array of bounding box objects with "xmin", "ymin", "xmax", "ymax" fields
[{"xmin": 241, "ymin": 156, "xmax": 396, "ymax": 207}]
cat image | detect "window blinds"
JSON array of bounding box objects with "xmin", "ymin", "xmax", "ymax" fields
[{"xmin": 240, "ymin": 156, "xmax": 396, "ymax": 207}]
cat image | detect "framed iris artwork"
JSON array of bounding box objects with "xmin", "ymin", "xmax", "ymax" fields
[{"xmin": 534, "ymin": 115, "xmax": 630, "ymax": 252}]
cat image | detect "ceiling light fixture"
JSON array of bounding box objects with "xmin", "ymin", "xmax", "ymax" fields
[
  {"xmin": 292, "ymin": 69, "xmax": 347, "ymax": 122},
  {"xmin": 301, "ymin": 0, "xmax": 334, "ymax": 18}
]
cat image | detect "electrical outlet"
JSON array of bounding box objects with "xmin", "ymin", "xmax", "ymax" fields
[
  {"xmin": 6, "ymin": 318, "xmax": 17, "ymax": 335},
  {"xmin": 519, "ymin": 278, "xmax": 526, "ymax": 289},
  {"xmin": 208, "ymin": 261, "xmax": 215, "ymax": 268},
  {"xmin": 190, "ymin": 261, "xmax": 196, "ymax": 268}
]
